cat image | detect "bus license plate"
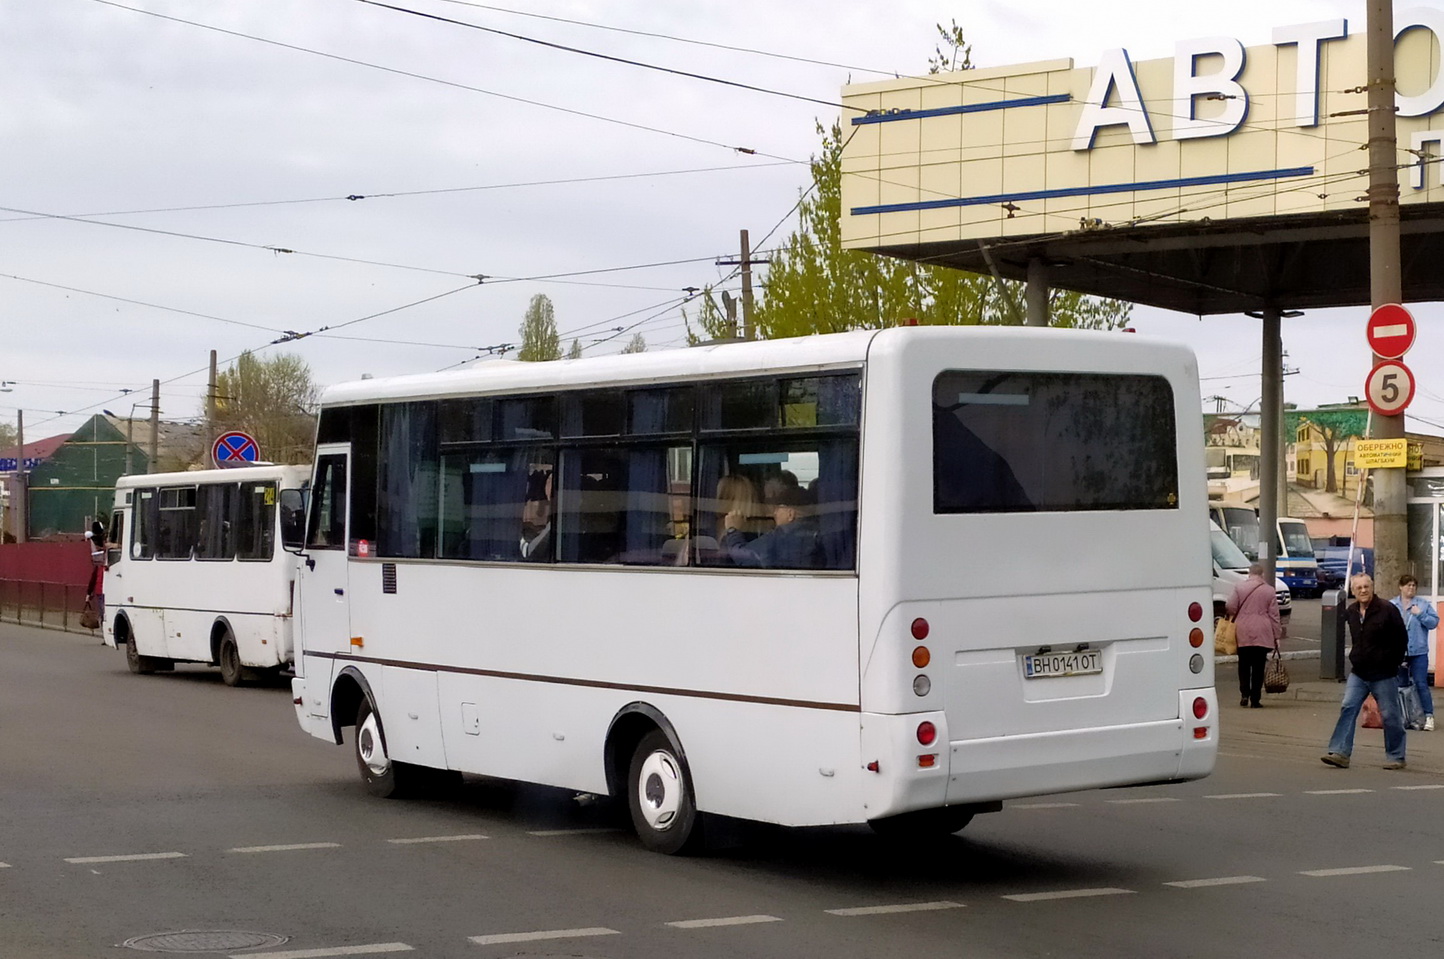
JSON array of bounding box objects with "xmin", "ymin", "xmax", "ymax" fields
[{"xmin": 1023, "ymin": 650, "xmax": 1102, "ymax": 679}]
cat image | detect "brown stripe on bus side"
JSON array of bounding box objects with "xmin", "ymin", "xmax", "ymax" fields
[{"xmin": 304, "ymin": 650, "xmax": 860, "ymax": 712}]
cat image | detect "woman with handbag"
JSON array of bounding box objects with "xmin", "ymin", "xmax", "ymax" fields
[{"xmin": 1226, "ymin": 562, "xmax": 1282, "ymax": 708}]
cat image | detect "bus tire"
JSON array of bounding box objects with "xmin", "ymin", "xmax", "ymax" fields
[
  {"xmin": 354, "ymin": 698, "xmax": 421, "ymax": 799},
  {"xmin": 124, "ymin": 631, "xmax": 159, "ymax": 675},
  {"xmin": 217, "ymin": 632, "xmax": 246, "ymax": 687},
  {"xmin": 627, "ymin": 729, "xmax": 702, "ymax": 855},
  {"xmin": 868, "ymin": 806, "xmax": 974, "ymax": 839}
]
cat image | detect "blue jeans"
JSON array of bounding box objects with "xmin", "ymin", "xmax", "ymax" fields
[
  {"xmin": 1327, "ymin": 673, "xmax": 1406, "ymax": 762},
  {"xmin": 1399, "ymin": 654, "xmax": 1435, "ymax": 717}
]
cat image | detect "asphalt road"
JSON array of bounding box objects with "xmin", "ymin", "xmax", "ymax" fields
[{"xmin": 3, "ymin": 621, "xmax": 1442, "ymax": 959}]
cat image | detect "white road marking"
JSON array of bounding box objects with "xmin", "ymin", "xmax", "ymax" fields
[
  {"xmin": 1300, "ymin": 865, "xmax": 1411, "ymax": 877},
  {"xmin": 1204, "ymin": 793, "xmax": 1283, "ymax": 800},
  {"xmin": 229, "ymin": 843, "xmax": 341, "ymax": 854},
  {"xmin": 525, "ymin": 828, "xmax": 623, "ymax": 837},
  {"xmin": 1012, "ymin": 802, "xmax": 1079, "ymax": 809},
  {"xmin": 468, "ymin": 927, "xmax": 620, "ymax": 945},
  {"xmin": 1394, "ymin": 784, "xmax": 1444, "ymax": 790},
  {"xmin": 666, "ymin": 915, "xmax": 782, "ymax": 929},
  {"xmin": 386, "ymin": 834, "xmax": 487, "ymax": 844},
  {"xmin": 0, "ymin": 862, "xmax": 10, "ymax": 868},
  {"xmin": 230, "ymin": 944, "xmax": 413, "ymax": 959},
  {"xmin": 826, "ymin": 901, "xmax": 964, "ymax": 916},
  {"xmin": 1002, "ymin": 888, "xmax": 1134, "ymax": 902},
  {"xmin": 1304, "ymin": 789, "xmax": 1374, "ymax": 795},
  {"xmin": 1107, "ymin": 797, "xmax": 1180, "ymax": 804},
  {"xmin": 64, "ymin": 852, "xmax": 186, "ymax": 864},
  {"xmin": 1165, "ymin": 876, "xmax": 1267, "ymax": 888}
]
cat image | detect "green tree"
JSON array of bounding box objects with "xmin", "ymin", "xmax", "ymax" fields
[
  {"xmin": 566, "ymin": 338, "xmax": 583, "ymax": 359},
  {"xmin": 620, "ymin": 333, "xmax": 648, "ymax": 354},
  {"xmin": 208, "ymin": 351, "xmax": 318, "ymax": 465},
  {"xmin": 755, "ymin": 26, "xmax": 1130, "ymax": 336},
  {"xmin": 1287, "ymin": 408, "xmax": 1368, "ymax": 494},
  {"xmin": 517, "ymin": 294, "xmax": 562, "ymax": 361},
  {"xmin": 0, "ymin": 422, "xmax": 16, "ymax": 450}
]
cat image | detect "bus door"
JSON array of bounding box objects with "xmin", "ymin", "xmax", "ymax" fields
[{"xmin": 297, "ymin": 446, "xmax": 351, "ymax": 721}]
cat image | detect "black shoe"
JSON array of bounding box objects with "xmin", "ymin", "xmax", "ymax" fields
[
  {"xmin": 1240, "ymin": 697, "xmax": 1249, "ymax": 707},
  {"xmin": 1249, "ymin": 701, "xmax": 1263, "ymax": 708}
]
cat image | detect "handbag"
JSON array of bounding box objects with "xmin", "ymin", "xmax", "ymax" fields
[
  {"xmin": 1400, "ymin": 683, "xmax": 1425, "ymax": 730},
  {"xmin": 79, "ymin": 597, "xmax": 101, "ymax": 631},
  {"xmin": 1263, "ymin": 648, "xmax": 1290, "ymax": 693},
  {"xmin": 1362, "ymin": 694, "xmax": 1383, "ymax": 729},
  {"xmin": 1213, "ymin": 617, "xmax": 1238, "ymax": 655}
]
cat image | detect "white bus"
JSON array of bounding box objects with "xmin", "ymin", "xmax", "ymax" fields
[
  {"xmin": 290, "ymin": 327, "xmax": 1216, "ymax": 852},
  {"xmin": 104, "ymin": 465, "xmax": 308, "ymax": 684}
]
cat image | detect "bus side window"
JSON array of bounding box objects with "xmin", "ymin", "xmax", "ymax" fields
[
  {"xmin": 307, "ymin": 456, "xmax": 347, "ymax": 550},
  {"xmin": 107, "ymin": 511, "xmax": 124, "ymax": 567}
]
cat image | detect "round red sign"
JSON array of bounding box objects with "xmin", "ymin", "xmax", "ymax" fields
[
  {"xmin": 1365, "ymin": 360, "xmax": 1415, "ymax": 416},
  {"xmin": 1366, "ymin": 303, "xmax": 1416, "ymax": 359}
]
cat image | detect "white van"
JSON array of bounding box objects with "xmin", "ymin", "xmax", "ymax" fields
[{"xmin": 1211, "ymin": 520, "xmax": 1291, "ymax": 620}]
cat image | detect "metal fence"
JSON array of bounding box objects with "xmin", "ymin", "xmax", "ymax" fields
[{"xmin": 0, "ymin": 579, "xmax": 95, "ymax": 634}]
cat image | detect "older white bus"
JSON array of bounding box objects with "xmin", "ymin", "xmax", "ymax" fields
[
  {"xmin": 290, "ymin": 327, "xmax": 1216, "ymax": 852},
  {"xmin": 104, "ymin": 465, "xmax": 308, "ymax": 684}
]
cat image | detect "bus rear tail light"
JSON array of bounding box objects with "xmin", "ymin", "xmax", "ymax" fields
[
  {"xmin": 1192, "ymin": 697, "xmax": 1208, "ymax": 720},
  {"xmin": 1188, "ymin": 628, "xmax": 1204, "ymax": 648},
  {"xmin": 1187, "ymin": 602, "xmax": 1203, "ymax": 622},
  {"xmin": 916, "ymin": 721, "xmax": 937, "ymax": 746},
  {"xmin": 912, "ymin": 646, "xmax": 931, "ymax": 668},
  {"xmin": 911, "ymin": 618, "xmax": 929, "ymax": 640}
]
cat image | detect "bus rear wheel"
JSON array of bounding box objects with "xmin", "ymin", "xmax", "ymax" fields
[
  {"xmin": 627, "ymin": 730, "xmax": 702, "ymax": 855},
  {"xmin": 218, "ymin": 633, "xmax": 246, "ymax": 687},
  {"xmin": 868, "ymin": 806, "xmax": 974, "ymax": 839}
]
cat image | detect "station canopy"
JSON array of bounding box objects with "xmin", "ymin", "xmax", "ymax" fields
[{"xmin": 839, "ymin": 13, "xmax": 1444, "ymax": 314}]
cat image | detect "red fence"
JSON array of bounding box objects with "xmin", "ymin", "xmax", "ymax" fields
[{"xmin": 0, "ymin": 542, "xmax": 97, "ymax": 634}]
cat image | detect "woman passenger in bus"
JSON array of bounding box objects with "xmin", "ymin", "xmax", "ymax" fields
[
  {"xmin": 715, "ymin": 474, "xmax": 764, "ymax": 543},
  {"xmin": 723, "ymin": 485, "xmax": 822, "ymax": 569}
]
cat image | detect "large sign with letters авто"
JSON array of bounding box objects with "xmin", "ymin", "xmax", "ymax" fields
[{"xmin": 840, "ymin": 9, "xmax": 1444, "ymax": 251}]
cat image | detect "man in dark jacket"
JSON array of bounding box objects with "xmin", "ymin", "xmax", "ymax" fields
[{"xmin": 1321, "ymin": 574, "xmax": 1409, "ymax": 769}]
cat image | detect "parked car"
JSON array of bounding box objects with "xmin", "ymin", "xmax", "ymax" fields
[{"xmin": 1314, "ymin": 542, "xmax": 1374, "ymax": 592}]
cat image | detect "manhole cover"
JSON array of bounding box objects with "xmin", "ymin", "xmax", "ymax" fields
[{"xmin": 122, "ymin": 931, "xmax": 290, "ymax": 953}]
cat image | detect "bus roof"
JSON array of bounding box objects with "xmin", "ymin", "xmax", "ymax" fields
[
  {"xmin": 318, "ymin": 326, "xmax": 1196, "ymax": 407},
  {"xmin": 115, "ymin": 463, "xmax": 310, "ymax": 489}
]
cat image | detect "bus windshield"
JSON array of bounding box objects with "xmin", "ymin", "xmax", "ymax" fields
[
  {"xmin": 1211, "ymin": 526, "xmax": 1250, "ymax": 570},
  {"xmin": 1217, "ymin": 506, "xmax": 1261, "ymax": 560},
  {"xmin": 1278, "ymin": 521, "xmax": 1314, "ymax": 559}
]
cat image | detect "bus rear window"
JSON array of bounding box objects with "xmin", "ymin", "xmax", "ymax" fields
[{"xmin": 932, "ymin": 371, "xmax": 1178, "ymax": 513}]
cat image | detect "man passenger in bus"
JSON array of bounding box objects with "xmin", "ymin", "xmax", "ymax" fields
[
  {"xmin": 722, "ymin": 484, "xmax": 820, "ymax": 569},
  {"xmin": 518, "ymin": 469, "xmax": 553, "ymax": 562}
]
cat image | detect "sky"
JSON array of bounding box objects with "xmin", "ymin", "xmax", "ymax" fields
[{"xmin": 7, "ymin": 0, "xmax": 1438, "ymax": 446}]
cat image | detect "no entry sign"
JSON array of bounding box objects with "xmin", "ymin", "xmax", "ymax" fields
[
  {"xmin": 212, "ymin": 430, "xmax": 261, "ymax": 467},
  {"xmin": 1366, "ymin": 303, "xmax": 1416, "ymax": 359},
  {"xmin": 1365, "ymin": 360, "xmax": 1416, "ymax": 416}
]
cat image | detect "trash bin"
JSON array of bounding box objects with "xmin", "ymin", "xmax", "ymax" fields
[{"xmin": 1320, "ymin": 588, "xmax": 1347, "ymax": 681}]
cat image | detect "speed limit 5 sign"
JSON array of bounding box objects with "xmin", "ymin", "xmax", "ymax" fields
[{"xmin": 1365, "ymin": 360, "xmax": 1415, "ymax": 416}]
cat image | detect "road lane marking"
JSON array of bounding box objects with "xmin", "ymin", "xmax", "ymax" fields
[
  {"xmin": 1164, "ymin": 876, "xmax": 1267, "ymax": 888},
  {"xmin": 64, "ymin": 852, "xmax": 186, "ymax": 864},
  {"xmin": 1002, "ymin": 888, "xmax": 1134, "ymax": 902},
  {"xmin": 229, "ymin": 843, "xmax": 341, "ymax": 854},
  {"xmin": 1394, "ymin": 784, "xmax": 1444, "ymax": 790},
  {"xmin": 525, "ymin": 828, "xmax": 623, "ymax": 837},
  {"xmin": 0, "ymin": 862, "xmax": 10, "ymax": 868},
  {"xmin": 386, "ymin": 834, "xmax": 487, "ymax": 844},
  {"xmin": 1012, "ymin": 802, "xmax": 1079, "ymax": 809},
  {"xmin": 826, "ymin": 901, "xmax": 964, "ymax": 916},
  {"xmin": 666, "ymin": 915, "xmax": 782, "ymax": 929},
  {"xmin": 1299, "ymin": 865, "xmax": 1410, "ymax": 877},
  {"xmin": 469, "ymin": 928, "xmax": 620, "ymax": 945},
  {"xmin": 1304, "ymin": 789, "xmax": 1374, "ymax": 795},
  {"xmin": 230, "ymin": 944, "xmax": 413, "ymax": 958},
  {"xmin": 1107, "ymin": 797, "xmax": 1180, "ymax": 804},
  {"xmin": 1204, "ymin": 793, "xmax": 1283, "ymax": 800}
]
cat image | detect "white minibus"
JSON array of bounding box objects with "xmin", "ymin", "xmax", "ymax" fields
[
  {"xmin": 289, "ymin": 327, "xmax": 1217, "ymax": 852},
  {"xmin": 104, "ymin": 465, "xmax": 308, "ymax": 684}
]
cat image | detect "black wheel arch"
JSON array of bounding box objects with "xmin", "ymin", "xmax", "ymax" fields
[
  {"xmin": 113, "ymin": 612, "xmax": 131, "ymax": 643},
  {"xmin": 209, "ymin": 617, "xmax": 236, "ymax": 664},
  {"xmin": 329, "ymin": 665, "xmax": 377, "ymax": 747},
  {"xmin": 604, "ymin": 702, "xmax": 689, "ymax": 800}
]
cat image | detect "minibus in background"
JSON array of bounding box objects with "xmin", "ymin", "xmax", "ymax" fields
[
  {"xmin": 1209, "ymin": 504, "xmax": 1318, "ymax": 598},
  {"xmin": 289, "ymin": 326, "xmax": 1217, "ymax": 853},
  {"xmin": 104, "ymin": 465, "xmax": 308, "ymax": 684}
]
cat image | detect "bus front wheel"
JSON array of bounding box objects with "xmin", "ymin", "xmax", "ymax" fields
[
  {"xmin": 627, "ymin": 730, "xmax": 702, "ymax": 855},
  {"xmin": 354, "ymin": 698, "xmax": 421, "ymax": 799}
]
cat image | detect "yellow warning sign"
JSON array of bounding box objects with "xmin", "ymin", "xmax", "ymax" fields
[{"xmin": 1354, "ymin": 438, "xmax": 1408, "ymax": 469}]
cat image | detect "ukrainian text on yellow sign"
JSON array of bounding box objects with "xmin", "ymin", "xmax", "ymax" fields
[{"xmin": 1355, "ymin": 438, "xmax": 1408, "ymax": 469}]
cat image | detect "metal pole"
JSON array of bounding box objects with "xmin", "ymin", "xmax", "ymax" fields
[
  {"xmin": 15, "ymin": 409, "xmax": 26, "ymax": 544},
  {"xmin": 148, "ymin": 379, "xmax": 160, "ymax": 474},
  {"xmin": 1259, "ymin": 308, "xmax": 1282, "ymax": 587},
  {"xmin": 1367, "ymin": 0, "xmax": 1407, "ymax": 592},
  {"xmin": 739, "ymin": 230, "xmax": 755, "ymax": 341},
  {"xmin": 1025, "ymin": 258, "xmax": 1050, "ymax": 326}
]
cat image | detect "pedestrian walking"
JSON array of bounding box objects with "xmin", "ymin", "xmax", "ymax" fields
[
  {"xmin": 1392, "ymin": 574, "xmax": 1437, "ymax": 731},
  {"xmin": 1225, "ymin": 562, "xmax": 1281, "ymax": 708},
  {"xmin": 1321, "ymin": 573, "xmax": 1409, "ymax": 770}
]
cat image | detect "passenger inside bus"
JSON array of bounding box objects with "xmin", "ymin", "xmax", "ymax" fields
[
  {"xmin": 518, "ymin": 469, "xmax": 554, "ymax": 561},
  {"xmin": 723, "ymin": 484, "xmax": 821, "ymax": 569}
]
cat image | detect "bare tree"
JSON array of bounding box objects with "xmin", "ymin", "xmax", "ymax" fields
[{"xmin": 208, "ymin": 351, "xmax": 318, "ymax": 465}]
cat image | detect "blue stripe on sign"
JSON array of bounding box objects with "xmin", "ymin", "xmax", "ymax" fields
[
  {"xmin": 849, "ymin": 166, "xmax": 1316, "ymax": 216},
  {"xmin": 851, "ymin": 94, "xmax": 1071, "ymax": 125}
]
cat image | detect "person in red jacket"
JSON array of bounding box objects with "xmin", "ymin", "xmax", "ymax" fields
[
  {"xmin": 1226, "ymin": 563, "xmax": 1282, "ymax": 708},
  {"xmin": 1321, "ymin": 573, "xmax": 1409, "ymax": 770}
]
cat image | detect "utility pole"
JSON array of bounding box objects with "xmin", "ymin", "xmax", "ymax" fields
[
  {"xmin": 15, "ymin": 409, "xmax": 25, "ymax": 543},
  {"xmin": 206, "ymin": 350, "xmax": 218, "ymax": 422},
  {"xmin": 148, "ymin": 379, "xmax": 160, "ymax": 474},
  {"xmin": 1367, "ymin": 0, "xmax": 1406, "ymax": 593},
  {"xmin": 715, "ymin": 230, "xmax": 769, "ymax": 340}
]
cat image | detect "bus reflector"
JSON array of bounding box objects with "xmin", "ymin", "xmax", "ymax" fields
[
  {"xmin": 912, "ymin": 646, "xmax": 930, "ymax": 668},
  {"xmin": 917, "ymin": 721, "xmax": 937, "ymax": 745},
  {"xmin": 918, "ymin": 754, "xmax": 937, "ymax": 768},
  {"xmin": 350, "ymin": 636, "xmax": 365, "ymax": 648},
  {"xmin": 1188, "ymin": 628, "xmax": 1204, "ymax": 647},
  {"xmin": 911, "ymin": 618, "xmax": 929, "ymax": 640},
  {"xmin": 1193, "ymin": 727, "xmax": 1209, "ymax": 739},
  {"xmin": 1188, "ymin": 602, "xmax": 1203, "ymax": 622},
  {"xmin": 1192, "ymin": 697, "xmax": 1208, "ymax": 720}
]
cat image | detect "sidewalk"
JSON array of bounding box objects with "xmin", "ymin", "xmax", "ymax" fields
[{"xmin": 1214, "ymin": 651, "xmax": 1444, "ymax": 775}]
